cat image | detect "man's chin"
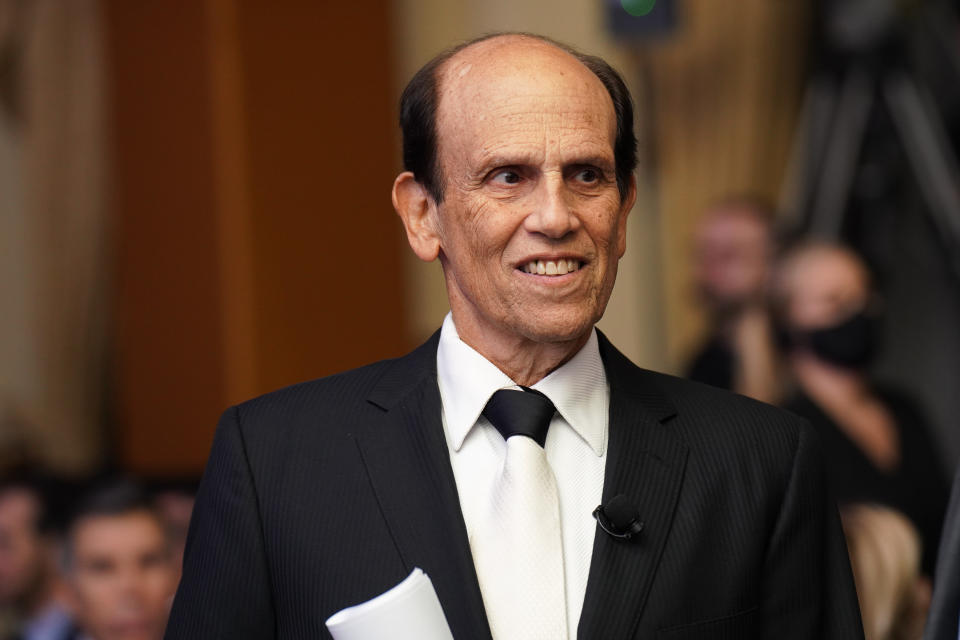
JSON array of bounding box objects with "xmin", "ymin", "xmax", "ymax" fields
[{"xmin": 514, "ymin": 315, "xmax": 597, "ymax": 346}]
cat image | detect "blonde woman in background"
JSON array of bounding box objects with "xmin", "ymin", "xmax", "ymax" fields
[{"xmin": 842, "ymin": 504, "xmax": 930, "ymax": 640}]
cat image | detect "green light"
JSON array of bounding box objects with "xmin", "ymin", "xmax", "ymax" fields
[{"xmin": 621, "ymin": 0, "xmax": 656, "ymax": 17}]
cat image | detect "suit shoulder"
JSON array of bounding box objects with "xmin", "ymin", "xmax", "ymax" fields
[
  {"xmin": 227, "ymin": 348, "xmax": 431, "ymax": 433},
  {"xmin": 637, "ymin": 368, "xmax": 809, "ymax": 452},
  {"xmin": 632, "ymin": 370, "xmax": 820, "ymax": 510},
  {"xmin": 599, "ymin": 332, "xmax": 806, "ymax": 448}
]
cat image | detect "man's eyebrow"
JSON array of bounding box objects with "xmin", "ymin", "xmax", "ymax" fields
[
  {"xmin": 472, "ymin": 152, "xmax": 615, "ymax": 172},
  {"xmin": 565, "ymin": 155, "xmax": 615, "ymax": 170},
  {"xmin": 473, "ymin": 152, "xmax": 540, "ymax": 171}
]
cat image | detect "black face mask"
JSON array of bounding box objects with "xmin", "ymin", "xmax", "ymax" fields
[{"xmin": 786, "ymin": 311, "xmax": 879, "ymax": 369}]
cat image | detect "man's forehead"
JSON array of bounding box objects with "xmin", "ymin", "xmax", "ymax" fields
[
  {"xmin": 435, "ymin": 36, "xmax": 616, "ymax": 150},
  {"xmin": 74, "ymin": 510, "xmax": 163, "ymax": 539},
  {"xmin": 439, "ymin": 36, "xmax": 606, "ymax": 101}
]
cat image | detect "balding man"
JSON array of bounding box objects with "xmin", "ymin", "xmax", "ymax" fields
[{"xmin": 166, "ymin": 34, "xmax": 863, "ymax": 639}]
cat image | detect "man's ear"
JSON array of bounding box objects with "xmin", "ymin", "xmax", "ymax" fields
[
  {"xmin": 615, "ymin": 174, "xmax": 637, "ymax": 258},
  {"xmin": 393, "ymin": 171, "xmax": 441, "ymax": 262}
]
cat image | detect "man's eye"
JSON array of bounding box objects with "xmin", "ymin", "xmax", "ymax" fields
[
  {"xmin": 83, "ymin": 559, "xmax": 114, "ymax": 574},
  {"xmin": 491, "ymin": 170, "xmax": 522, "ymax": 185},
  {"xmin": 576, "ymin": 168, "xmax": 600, "ymax": 183}
]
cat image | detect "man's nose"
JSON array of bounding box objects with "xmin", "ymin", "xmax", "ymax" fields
[{"xmin": 524, "ymin": 175, "xmax": 580, "ymax": 239}]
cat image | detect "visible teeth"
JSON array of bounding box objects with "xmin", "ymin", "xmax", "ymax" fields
[{"xmin": 521, "ymin": 259, "xmax": 582, "ymax": 276}]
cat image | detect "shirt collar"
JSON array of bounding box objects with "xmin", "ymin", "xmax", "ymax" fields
[
  {"xmin": 22, "ymin": 602, "xmax": 73, "ymax": 640},
  {"xmin": 436, "ymin": 313, "xmax": 608, "ymax": 456}
]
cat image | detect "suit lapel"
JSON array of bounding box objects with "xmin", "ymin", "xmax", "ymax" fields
[
  {"xmin": 355, "ymin": 332, "xmax": 492, "ymax": 640},
  {"xmin": 578, "ymin": 333, "xmax": 689, "ymax": 639}
]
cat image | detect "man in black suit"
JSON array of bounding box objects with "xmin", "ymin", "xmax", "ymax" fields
[{"xmin": 166, "ymin": 33, "xmax": 864, "ymax": 639}]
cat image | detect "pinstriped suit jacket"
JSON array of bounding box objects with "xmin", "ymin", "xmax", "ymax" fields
[{"xmin": 165, "ymin": 331, "xmax": 864, "ymax": 639}]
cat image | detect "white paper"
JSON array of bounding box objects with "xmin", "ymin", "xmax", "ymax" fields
[{"xmin": 325, "ymin": 568, "xmax": 454, "ymax": 640}]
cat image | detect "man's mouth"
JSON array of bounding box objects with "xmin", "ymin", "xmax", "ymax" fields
[{"xmin": 520, "ymin": 259, "xmax": 583, "ymax": 276}]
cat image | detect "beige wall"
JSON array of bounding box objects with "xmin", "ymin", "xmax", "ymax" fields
[
  {"xmin": 0, "ymin": 0, "xmax": 108, "ymax": 473},
  {"xmin": 646, "ymin": 0, "xmax": 809, "ymax": 368},
  {"xmin": 392, "ymin": 0, "xmax": 808, "ymax": 372}
]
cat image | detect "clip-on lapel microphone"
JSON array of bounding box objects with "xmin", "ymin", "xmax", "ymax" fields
[{"xmin": 593, "ymin": 494, "xmax": 644, "ymax": 540}]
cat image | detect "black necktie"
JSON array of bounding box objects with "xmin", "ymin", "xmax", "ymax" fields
[{"xmin": 482, "ymin": 387, "xmax": 557, "ymax": 447}]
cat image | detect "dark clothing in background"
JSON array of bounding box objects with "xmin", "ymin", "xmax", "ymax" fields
[
  {"xmin": 685, "ymin": 335, "xmax": 734, "ymax": 391},
  {"xmin": 924, "ymin": 466, "xmax": 960, "ymax": 640},
  {"xmin": 784, "ymin": 387, "xmax": 949, "ymax": 575}
]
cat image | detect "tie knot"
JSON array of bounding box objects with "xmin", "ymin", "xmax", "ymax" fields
[{"xmin": 482, "ymin": 388, "xmax": 556, "ymax": 447}]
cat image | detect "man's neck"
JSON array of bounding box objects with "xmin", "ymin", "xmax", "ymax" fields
[{"xmin": 449, "ymin": 313, "xmax": 591, "ymax": 387}]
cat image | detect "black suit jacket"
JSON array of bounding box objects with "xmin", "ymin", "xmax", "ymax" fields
[
  {"xmin": 165, "ymin": 331, "xmax": 863, "ymax": 639},
  {"xmin": 925, "ymin": 466, "xmax": 960, "ymax": 640}
]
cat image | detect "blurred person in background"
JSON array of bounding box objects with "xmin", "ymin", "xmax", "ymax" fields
[
  {"xmin": 687, "ymin": 196, "xmax": 782, "ymax": 403},
  {"xmin": 149, "ymin": 482, "xmax": 195, "ymax": 585},
  {"xmin": 772, "ymin": 241, "xmax": 948, "ymax": 575},
  {"xmin": 0, "ymin": 472, "xmax": 73, "ymax": 640},
  {"xmin": 61, "ymin": 481, "xmax": 176, "ymax": 640},
  {"xmin": 842, "ymin": 503, "xmax": 928, "ymax": 640}
]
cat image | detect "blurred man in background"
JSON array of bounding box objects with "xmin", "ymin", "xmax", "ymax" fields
[
  {"xmin": 149, "ymin": 482, "xmax": 195, "ymax": 586},
  {"xmin": 0, "ymin": 473, "xmax": 72, "ymax": 640},
  {"xmin": 62, "ymin": 481, "xmax": 175, "ymax": 640},
  {"xmin": 687, "ymin": 196, "xmax": 781, "ymax": 402}
]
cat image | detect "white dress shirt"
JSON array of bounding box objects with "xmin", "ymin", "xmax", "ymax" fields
[{"xmin": 436, "ymin": 312, "xmax": 609, "ymax": 636}]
